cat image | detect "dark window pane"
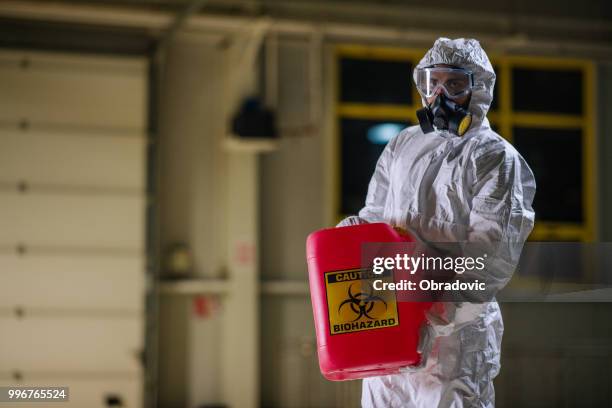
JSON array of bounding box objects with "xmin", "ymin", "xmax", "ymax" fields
[
  {"xmin": 490, "ymin": 65, "xmax": 500, "ymax": 111},
  {"xmin": 512, "ymin": 68, "xmax": 583, "ymax": 114},
  {"xmin": 513, "ymin": 127, "xmax": 583, "ymax": 223},
  {"xmin": 341, "ymin": 119, "xmax": 410, "ymax": 215},
  {"xmin": 516, "ymin": 245, "xmax": 584, "ymax": 280},
  {"xmin": 340, "ymin": 57, "xmax": 412, "ymax": 104}
]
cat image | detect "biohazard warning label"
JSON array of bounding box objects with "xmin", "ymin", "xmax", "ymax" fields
[{"xmin": 325, "ymin": 268, "xmax": 399, "ymax": 335}]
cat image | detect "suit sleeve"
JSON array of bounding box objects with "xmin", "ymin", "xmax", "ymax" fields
[{"xmin": 465, "ymin": 141, "xmax": 536, "ymax": 292}]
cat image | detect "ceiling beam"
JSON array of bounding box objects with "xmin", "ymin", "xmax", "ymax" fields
[{"xmin": 0, "ymin": 0, "xmax": 611, "ymax": 59}]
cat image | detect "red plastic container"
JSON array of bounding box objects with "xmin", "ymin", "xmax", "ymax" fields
[{"xmin": 306, "ymin": 223, "xmax": 430, "ymax": 381}]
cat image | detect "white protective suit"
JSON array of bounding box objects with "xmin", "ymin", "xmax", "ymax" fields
[{"xmin": 338, "ymin": 38, "xmax": 536, "ymax": 407}]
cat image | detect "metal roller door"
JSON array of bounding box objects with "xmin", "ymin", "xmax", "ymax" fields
[{"xmin": 0, "ymin": 49, "xmax": 147, "ymax": 407}]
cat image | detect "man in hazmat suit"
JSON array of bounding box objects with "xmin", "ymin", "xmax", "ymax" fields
[{"xmin": 338, "ymin": 38, "xmax": 536, "ymax": 407}]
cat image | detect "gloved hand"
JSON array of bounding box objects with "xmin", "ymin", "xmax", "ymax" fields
[
  {"xmin": 402, "ymin": 301, "xmax": 489, "ymax": 372},
  {"xmin": 336, "ymin": 215, "xmax": 368, "ymax": 227}
]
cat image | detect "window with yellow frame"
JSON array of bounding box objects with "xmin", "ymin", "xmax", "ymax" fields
[{"xmin": 334, "ymin": 44, "xmax": 596, "ymax": 243}]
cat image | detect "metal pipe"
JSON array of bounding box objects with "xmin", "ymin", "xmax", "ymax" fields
[
  {"xmin": 156, "ymin": 0, "xmax": 208, "ymax": 54},
  {"xmin": 264, "ymin": 32, "xmax": 278, "ymax": 109}
]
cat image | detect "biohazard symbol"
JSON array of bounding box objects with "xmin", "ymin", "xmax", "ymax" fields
[{"xmin": 338, "ymin": 283, "xmax": 387, "ymax": 321}]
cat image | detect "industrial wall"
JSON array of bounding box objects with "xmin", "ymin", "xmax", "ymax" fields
[{"xmin": 0, "ymin": 1, "xmax": 610, "ymax": 407}]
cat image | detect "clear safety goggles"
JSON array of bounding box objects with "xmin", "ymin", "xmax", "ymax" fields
[{"xmin": 415, "ymin": 67, "xmax": 474, "ymax": 99}]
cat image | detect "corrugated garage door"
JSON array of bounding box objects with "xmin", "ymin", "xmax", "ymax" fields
[{"xmin": 0, "ymin": 50, "xmax": 147, "ymax": 407}]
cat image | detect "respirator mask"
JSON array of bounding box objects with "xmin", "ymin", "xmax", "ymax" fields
[{"xmin": 415, "ymin": 67, "xmax": 474, "ymax": 136}]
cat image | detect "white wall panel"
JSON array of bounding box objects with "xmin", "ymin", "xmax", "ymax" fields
[
  {"xmin": 0, "ymin": 316, "xmax": 142, "ymax": 373},
  {"xmin": 0, "ymin": 254, "xmax": 144, "ymax": 310},
  {"xmin": 0, "ymin": 51, "xmax": 146, "ymax": 130},
  {"xmin": 0, "ymin": 191, "xmax": 144, "ymax": 250},
  {"xmin": 2, "ymin": 376, "xmax": 141, "ymax": 408},
  {"xmin": 0, "ymin": 130, "xmax": 145, "ymax": 189}
]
